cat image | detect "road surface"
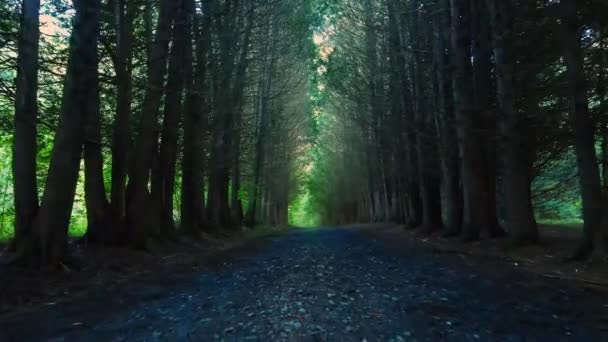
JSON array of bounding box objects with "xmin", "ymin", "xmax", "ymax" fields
[{"xmin": 1, "ymin": 227, "xmax": 607, "ymax": 341}]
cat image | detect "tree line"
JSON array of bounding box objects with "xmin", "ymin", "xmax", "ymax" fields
[
  {"xmin": 3, "ymin": 0, "xmax": 315, "ymax": 267},
  {"xmin": 310, "ymin": 0, "xmax": 608, "ymax": 259}
]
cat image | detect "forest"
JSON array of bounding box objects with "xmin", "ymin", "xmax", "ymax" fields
[
  {"xmin": 1, "ymin": 0, "xmax": 608, "ymax": 267},
  {"xmin": 2, "ymin": 0, "xmax": 608, "ymax": 340}
]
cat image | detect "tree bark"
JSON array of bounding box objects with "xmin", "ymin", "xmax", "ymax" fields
[
  {"xmin": 207, "ymin": 0, "xmax": 250, "ymax": 229},
  {"xmin": 83, "ymin": 33, "xmax": 111, "ymax": 244},
  {"xmin": 486, "ymin": 0, "xmax": 538, "ymax": 244},
  {"xmin": 110, "ymin": 0, "xmax": 135, "ymax": 232},
  {"xmin": 154, "ymin": 1, "xmax": 188, "ymax": 236},
  {"xmin": 434, "ymin": 0, "xmax": 463, "ymax": 236},
  {"xmin": 561, "ymin": 0, "xmax": 606, "ymax": 258},
  {"xmin": 181, "ymin": 3, "xmax": 208, "ymax": 235},
  {"xmin": 410, "ymin": 1, "xmax": 443, "ymax": 233},
  {"xmin": 13, "ymin": 0, "xmax": 40, "ymax": 252},
  {"xmin": 450, "ymin": 0, "xmax": 492, "ymax": 241},
  {"xmin": 231, "ymin": 106, "xmax": 243, "ymax": 226},
  {"xmin": 126, "ymin": 0, "xmax": 178, "ymax": 247},
  {"xmin": 23, "ymin": 0, "xmax": 100, "ymax": 267},
  {"xmin": 471, "ymin": 0, "xmax": 505, "ymax": 238},
  {"xmin": 246, "ymin": 9, "xmax": 277, "ymax": 227},
  {"xmin": 394, "ymin": 2, "xmax": 423, "ymax": 228}
]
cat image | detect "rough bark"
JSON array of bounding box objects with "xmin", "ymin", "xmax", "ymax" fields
[
  {"xmin": 231, "ymin": 107, "xmax": 243, "ymax": 226},
  {"xmin": 181, "ymin": 3, "xmax": 208, "ymax": 235},
  {"xmin": 126, "ymin": 0, "xmax": 178, "ymax": 247},
  {"xmin": 450, "ymin": 0, "xmax": 491, "ymax": 241},
  {"xmin": 154, "ymin": 1, "xmax": 188, "ymax": 236},
  {"xmin": 434, "ymin": 0, "xmax": 463, "ymax": 236},
  {"xmin": 82, "ymin": 37, "xmax": 111, "ymax": 244},
  {"xmin": 246, "ymin": 9, "xmax": 277, "ymax": 227},
  {"xmin": 561, "ymin": 0, "xmax": 606, "ymax": 258},
  {"xmin": 23, "ymin": 0, "xmax": 100, "ymax": 267},
  {"xmin": 410, "ymin": 2, "xmax": 443, "ymax": 232},
  {"xmin": 207, "ymin": 0, "xmax": 250, "ymax": 229},
  {"xmin": 394, "ymin": 3, "xmax": 423, "ymax": 228},
  {"xmin": 471, "ymin": 0, "xmax": 505, "ymax": 238},
  {"xmin": 486, "ymin": 0, "xmax": 538, "ymax": 244},
  {"xmin": 110, "ymin": 0, "xmax": 135, "ymax": 231},
  {"xmin": 13, "ymin": 0, "xmax": 40, "ymax": 251}
]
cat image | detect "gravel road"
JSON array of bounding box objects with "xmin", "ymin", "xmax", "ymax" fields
[{"xmin": 1, "ymin": 227, "xmax": 607, "ymax": 341}]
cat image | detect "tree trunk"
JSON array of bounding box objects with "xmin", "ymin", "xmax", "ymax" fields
[
  {"xmin": 83, "ymin": 38, "xmax": 111, "ymax": 244},
  {"xmin": 599, "ymin": 33, "xmax": 608, "ymax": 189},
  {"xmin": 110, "ymin": 0, "xmax": 135, "ymax": 232},
  {"xmin": 155, "ymin": 1, "xmax": 188, "ymax": 236},
  {"xmin": 434, "ymin": 0, "xmax": 463, "ymax": 236},
  {"xmin": 471, "ymin": 0, "xmax": 505, "ymax": 238},
  {"xmin": 561, "ymin": 0, "xmax": 606, "ymax": 258},
  {"xmin": 13, "ymin": 0, "xmax": 40, "ymax": 252},
  {"xmin": 181, "ymin": 3, "xmax": 208, "ymax": 235},
  {"xmin": 246, "ymin": 13, "xmax": 277, "ymax": 227},
  {"xmin": 225, "ymin": 13, "xmax": 254, "ymax": 228},
  {"xmin": 395, "ymin": 3, "xmax": 423, "ymax": 228},
  {"xmin": 486, "ymin": 0, "xmax": 538, "ymax": 244},
  {"xmin": 231, "ymin": 107, "xmax": 243, "ymax": 226},
  {"xmin": 22, "ymin": 0, "xmax": 100, "ymax": 267},
  {"xmin": 126, "ymin": 0, "xmax": 177, "ymax": 247},
  {"xmin": 450, "ymin": 0, "xmax": 491, "ymax": 241},
  {"xmin": 410, "ymin": 2, "xmax": 443, "ymax": 233}
]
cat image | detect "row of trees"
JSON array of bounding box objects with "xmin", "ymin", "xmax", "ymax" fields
[
  {"xmin": 4, "ymin": 0, "xmax": 314, "ymax": 267},
  {"xmin": 313, "ymin": 0, "xmax": 608, "ymax": 258}
]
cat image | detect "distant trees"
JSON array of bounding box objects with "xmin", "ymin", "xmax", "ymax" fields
[{"xmin": 316, "ymin": 0, "xmax": 608, "ymax": 258}]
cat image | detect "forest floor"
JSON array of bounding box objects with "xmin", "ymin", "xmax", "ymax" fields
[
  {"xmin": 1, "ymin": 226, "xmax": 608, "ymax": 341},
  {"xmin": 0, "ymin": 226, "xmax": 288, "ymax": 316},
  {"xmin": 361, "ymin": 223, "xmax": 608, "ymax": 288}
]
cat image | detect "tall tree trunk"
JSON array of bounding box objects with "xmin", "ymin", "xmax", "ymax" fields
[
  {"xmin": 155, "ymin": 1, "xmax": 188, "ymax": 236},
  {"xmin": 245, "ymin": 80, "xmax": 265, "ymax": 226},
  {"xmin": 22, "ymin": 0, "xmax": 100, "ymax": 267},
  {"xmin": 599, "ymin": 33, "xmax": 608, "ymax": 189},
  {"xmin": 386, "ymin": 0, "xmax": 407, "ymax": 224},
  {"xmin": 110, "ymin": 0, "xmax": 135, "ymax": 233},
  {"xmin": 434, "ymin": 0, "xmax": 463, "ymax": 236},
  {"xmin": 231, "ymin": 107, "xmax": 243, "ymax": 226},
  {"xmin": 246, "ymin": 13, "xmax": 277, "ymax": 227},
  {"xmin": 394, "ymin": 3, "xmax": 423, "ymax": 228},
  {"xmin": 486, "ymin": 0, "xmax": 538, "ymax": 244},
  {"xmin": 182, "ymin": 4, "xmax": 208, "ymax": 235},
  {"xmin": 83, "ymin": 39, "xmax": 111, "ymax": 243},
  {"xmin": 471, "ymin": 0, "xmax": 505, "ymax": 238},
  {"xmin": 450, "ymin": 0, "xmax": 492, "ymax": 241},
  {"xmin": 225, "ymin": 8, "xmax": 254, "ymax": 227},
  {"xmin": 561, "ymin": 0, "xmax": 606, "ymax": 258},
  {"xmin": 207, "ymin": 1, "xmax": 236, "ymax": 228},
  {"xmin": 13, "ymin": 0, "xmax": 40, "ymax": 252},
  {"xmin": 411, "ymin": 2, "xmax": 443, "ymax": 233},
  {"xmin": 126, "ymin": 0, "xmax": 177, "ymax": 247}
]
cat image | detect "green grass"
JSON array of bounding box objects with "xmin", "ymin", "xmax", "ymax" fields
[
  {"xmin": 537, "ymin": 219, "xmax": 583, "ymax": 228},
  {"xmin": 0, "ymin": 225, "xmax": 13, "ymax": 242},
  {"xmin": 0, "ymin": 220, "xmax": 87, "ymax": 243}
]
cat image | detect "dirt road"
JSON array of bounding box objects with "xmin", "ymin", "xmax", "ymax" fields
[{"xmin": 1, "ymin": 227, "xmax": 607, "ymax": 341}]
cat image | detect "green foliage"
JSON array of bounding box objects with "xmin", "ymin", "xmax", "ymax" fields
[
  {"xmin": 0, "ymin": 134, "xmax": 14, "ymax": 240},
  {"xmin": 532, "ymin": 148, "xmax": 584, "ymax": 223}
]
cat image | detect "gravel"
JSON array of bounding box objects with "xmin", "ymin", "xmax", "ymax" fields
[{"xmin": 1, "ymin": 227, "xmax": 607, "ymax": 341}]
